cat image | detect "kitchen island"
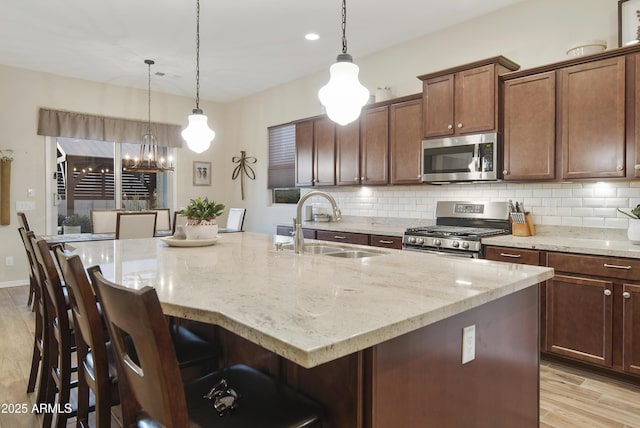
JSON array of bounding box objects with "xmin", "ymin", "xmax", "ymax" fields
[{"xmin": 68, "ymin": 232, "xmax": 553, "ymax": 427}]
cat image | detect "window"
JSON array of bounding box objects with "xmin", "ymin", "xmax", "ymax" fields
[{"xmin": 267, "ymin": 123, "xmax": 295, "ymax": 189}]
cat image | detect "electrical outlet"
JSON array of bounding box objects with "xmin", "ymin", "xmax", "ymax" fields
[
  {"xmin": 462, "ymin": 325, "xmax": 476, "ymax": 364},
  {"xmin": 5, "ymin": 256, "xmax": 14, "ymax": 266}
]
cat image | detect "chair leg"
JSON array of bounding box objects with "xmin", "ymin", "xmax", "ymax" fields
[
  {"xmin": 76, "ymin": 370, "xmax": 89, "ymax": 428},
  {"xmin": 52, "ymin": 338, "xmax": 73, "ymax": 428},
  {"xmin": 26, "ymin": 308, "xmax": 44, "ymax": 393}
]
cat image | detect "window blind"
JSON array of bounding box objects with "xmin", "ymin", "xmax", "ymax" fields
[{"xmin": 268, "ymin": 123, "xmax": 295, "ymax": 189}]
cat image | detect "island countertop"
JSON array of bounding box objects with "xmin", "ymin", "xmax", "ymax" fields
[{"xmin": 68, "ymin": 232, "xmax": 553, "ymax": 368}]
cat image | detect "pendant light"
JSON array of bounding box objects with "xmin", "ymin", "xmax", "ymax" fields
[
  {"xmin": 318, "ymin": 0, "xmax": 369, "ymax": 126},
  {"xmin": 182, "ymin": 0, "xmax": 215, "ymax": 153},
  {"xmin": 123, "ymin": 59, "xmax": 174, "ymax": 173}
]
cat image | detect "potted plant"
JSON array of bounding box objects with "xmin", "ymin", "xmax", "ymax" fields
[
  {"xmin": 180, "ymin": 197, "xmax": 225, "ymax": 240},
  {"xmin": 618, "ymin": 205, "xmax": 640, "ymax": 244},
  {"xmin": 61, "ymin": 214, "xmax": 84, "ymax": 234}
]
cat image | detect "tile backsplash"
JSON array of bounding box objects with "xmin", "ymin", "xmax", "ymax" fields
[{"xmin": 305, "ymin": 181, "xmax": 640, "ymax": 229}]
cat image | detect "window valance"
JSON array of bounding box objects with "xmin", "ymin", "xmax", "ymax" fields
[{"xmin": 37, "ymin": 108, "xmax": 184, "ymax": 148}]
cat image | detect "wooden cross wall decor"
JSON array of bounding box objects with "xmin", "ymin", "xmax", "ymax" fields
[{"xmin": 231, "ymin": 151, "xmax": 256, "ymax": 200}]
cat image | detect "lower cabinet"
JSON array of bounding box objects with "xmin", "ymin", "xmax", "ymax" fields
[
  {"xmin": 369, "ymin": 234, "xmax": 403, "ymax": 250},
  {"xmin": 275, "ymin": 225, "xmax": 316, "ymax": 239},
  {"xmin": 275, "ymin": 226, "xmax": 402, "ymax": 249},
  {"xmin": 315, "ymin": 230, "xmax": 369, "ymax": 246}
]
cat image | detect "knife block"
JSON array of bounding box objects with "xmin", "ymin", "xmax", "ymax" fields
[{"xmin": 511, "ymin": 212, "xmax": 536, "ymax": 236}]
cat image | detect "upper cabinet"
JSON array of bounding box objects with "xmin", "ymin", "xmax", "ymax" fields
[
  {"xmin": 560, "ymin": 57, "xmax": 626, "ymax": 179},
  {"xmin": 360, "ymin": 106, "xmax": 389, "ymax": 185},
  {"xmin": 502, "ymin": 71, "xmax": 556, "ymax": 180},
  {"xmin": 295, "ymin": 117, "xmax": 336, "ymax": 187},
  {"xmin": 390, "ymin": 97, "xmax": 422, "ymax": 184},
  {"xmin": 335, "ymin": 120, "xmax": 361, "ymax": 186},
  {"xmin": 419, "ymin": 56, "xmax": 519, "ymax": 139}
]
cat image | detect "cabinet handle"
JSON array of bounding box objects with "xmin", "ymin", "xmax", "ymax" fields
[
  {"xmin": 457, "ymin": 123, "xmax": 463, "ymax": 129},
  {"xmin": 354, "ymin": 177, "xmax": 359, "ymax": 181},
  {"xmin": 603, "ymin": 263, "xmax": 632, "ymax": 270},
  {"xmin": 616, "ymin": 164, "xmax": 623, "ymax": 172},
  {"xmin": 623, "ymin": 291, "xmax": 631, "ymax": 299},
  {"xmin": 361, "ymin": 176, "xmax": 365, "ymax": 181},
  {"xmin": 635, "ymin": 164, "xmax": 640, "ymax": 170},
  {"xmin": 604, "ymin": 289, "xmax": 612, "ymax": 296},
  {"xmin": 503, "ymin": 170, "xmax": 509, "ymax": 175},
  {"xmin": 499, "ymin": 253, "xmax": 521, "ymax": 258},
  {"xmin": 333, "ymin": 235, "xmax": 347, "ymax": 239},
  {"xmin": 378, "ymin": 240, "xmax": 394, "ymax": 244},
  {"xmin": 447, "ymin": 124, "xmax": 453, "ymax": 130}
]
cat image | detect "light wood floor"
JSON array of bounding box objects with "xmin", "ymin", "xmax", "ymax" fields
[{"xmin": 2, "ymin": 285, "xmax": 640, "ymax": 427}]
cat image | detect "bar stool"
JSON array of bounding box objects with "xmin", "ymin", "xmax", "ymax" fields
[
  {"xmin": 89, "ymin": 268, "xmax": 324, "ymax": 428},
  {"xmin": 17, "ymin": 212, "xmax": 36, "ymax": 308},
  {"xmin": 18, "ymin": 228, "xmax": 49, "ymax": 407}
]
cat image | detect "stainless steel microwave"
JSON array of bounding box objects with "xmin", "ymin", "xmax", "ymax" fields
[{"xmin": 421, "ymin": 132, "xmax": 498, "ymax": 183}]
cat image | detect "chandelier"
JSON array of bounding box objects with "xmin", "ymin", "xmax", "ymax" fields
[{"xmin": 123, "ymin": 59, "xmax": 174, "ymax": 173}]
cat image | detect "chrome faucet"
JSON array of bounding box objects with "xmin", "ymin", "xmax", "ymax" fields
[{"xmin": 294, "ymin": 190, "xmax": 342, "ymax": 254}]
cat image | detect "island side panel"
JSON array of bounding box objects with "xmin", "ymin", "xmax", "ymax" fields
[{"xmin": 369, "ymin": 285, "xmax": 539, "ymax": 428}]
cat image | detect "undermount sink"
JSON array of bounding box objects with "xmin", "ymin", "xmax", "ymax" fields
[
  {"xmin": 303, "ymin": 245, "xmax": 344, "ymax": 254},
  {"xmin": 325, "ymin": 250, "xmax": 382, "ymax": 259}
]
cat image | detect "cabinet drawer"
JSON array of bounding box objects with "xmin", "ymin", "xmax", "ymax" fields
[
  {"xmin": 276, "ymin": 225, "xmax": 316, "ymax": 239},
  {"xmin": 547, "ymin": 252, "xmax": 640, "ymax": 281},
  {"xmin": 484, "ymin": 246, "xmax": 541, "ymax": 265},
  {"xmin": 316, "ymin": 230, "xmax": 369, "ymax": 245},
  {"xmin": 370, "ymin": 235, "xmax": 402, "ymax": 250}
]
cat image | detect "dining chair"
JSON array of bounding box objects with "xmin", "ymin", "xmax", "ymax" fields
[
  {"xmin": 17, "ymin": 212, "xmax": 36, "ymax": 308},
  {"xmin": 31, "ymin": 237, "xmax": 77, "ymax": 428},
  {"xmin": 89, "ymin": 269, "xmax": 324, "ymax": 428},
  {"xmin": 91, "ymin": 209, "xmax": 122, "ymax": 234},
  {"xmin": 149, "ymin": 208, "xmax": 171, "ymax": 236},
  {"xmin": 219, "ymin": 208, "xmax": 246, "ymax": 233},
  {"xmin": 54, "ymin": 247, "xmax": 118, "ymax": 428},
  {"xmin": 18, "ymin": 228, "xmax": 50, "ymax": 407},
  {"xmin": 115, "ymin": 211, "xmax": 157, "ymax": 239}
]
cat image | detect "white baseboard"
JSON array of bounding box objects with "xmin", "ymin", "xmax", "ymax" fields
[{"xmin": 0, "ymin": 280, "xmax": 29, "ymax": 289}]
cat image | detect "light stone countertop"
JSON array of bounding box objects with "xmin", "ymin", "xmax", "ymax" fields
[
  {"xmin": 68, "ymin": 232, "xmax": 552, "ymax": 368},
  {"xmin": 482, "ymin": 225, "xmax": 640, "ymax": 259}
]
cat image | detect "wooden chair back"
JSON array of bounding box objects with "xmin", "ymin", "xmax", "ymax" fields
[
  {"xmin": 89, "ymin": 268, "xmax": 189, "ymax": 427},
  {"xmin": 91, "ymin": 209, "xmax": 122, "ymax": 234},
  {"xmin": 17, "ymin": 212, "xmax": 31, "ymax": 231},
  {"xmin": 115, "ymin": 212, "xmax": 157, "ymax": 239},
  {"xmin": 149, "ymin": 208, "xmax": 171, "ymax": 235},
  {"xmin": 225, "ymin": 208, "xmax": 246, "ymax": 231}
]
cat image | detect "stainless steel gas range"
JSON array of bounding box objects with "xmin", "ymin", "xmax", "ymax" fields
[{"xmin": 403, "ymin": 201, "xmax": 511, "ymax": 258}]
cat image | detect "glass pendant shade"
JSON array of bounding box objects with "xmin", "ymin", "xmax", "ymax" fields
[
  {"xmin": 318, "ymin": 56, "xmax": 370, "ymax": 126},
  {"xmin": 181, "ymin": 109, "xmax": 215, "ymax": 154}
]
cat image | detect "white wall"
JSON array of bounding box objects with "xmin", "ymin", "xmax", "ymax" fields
[
  {"xmin": 222, "ymin": 0, "xmax": 623, "ymax": 236},
  {"xmin": 0, "ymin": 0, "xmax": 625, "ymax": 286}
]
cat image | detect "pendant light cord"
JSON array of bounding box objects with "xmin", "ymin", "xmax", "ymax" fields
[
  {"xmin": 341, "ymin": 0, "xmax": 347, "ymax": 54},
  {"xmin": 147, "ymin": 60, "xmax": 152, "ymax": 133},
  {"xmin": 195, "ymin": 0, "xmax": 201, "ymax": 109}
]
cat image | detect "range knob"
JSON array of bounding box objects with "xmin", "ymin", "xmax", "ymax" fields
[
  {"xmin": 408, "ymin": 236, "xmax": 416, "ymax": 244},
  {"xmin": 461, "ymin": 242, "xmax": 470, "ymax": 249},
  {"xmin": 452, "ymin": 241, "xmax": 460, "ymax": 248},
  {"xmin": 416, "ymin": 238, "xmax": 424, "ymax": 245},
  {"xmin": 433, "ymin": 239, "xmax": 442, "ymax": 247}
]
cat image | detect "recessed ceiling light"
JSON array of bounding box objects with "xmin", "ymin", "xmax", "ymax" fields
[{"xmin": 305, "ymin": 33, "xmax": 320, "ymax": 41}]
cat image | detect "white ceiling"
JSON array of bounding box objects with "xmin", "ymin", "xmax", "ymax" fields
[{"xmin": 1, "ymin": 0, "xmax": 528, "ymax": 103}]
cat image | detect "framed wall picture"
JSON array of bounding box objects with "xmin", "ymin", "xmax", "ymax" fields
[
  {"xmin": 619, "ymin": 0, "xmax": 640, "ymax": 46},
  {"xmin": 193, "ymin": 161, "xmax": 211, "ymax": 186}
]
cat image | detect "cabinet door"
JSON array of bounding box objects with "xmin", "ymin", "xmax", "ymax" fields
[
  {"xmin": 295, "ymin": 120, "xmax": 314, "ymax": 186},
  {"xmin": 316, "ymin": 230, "xmax": 369, "ymax": 245},
  {"xmin": 370, "ymin": 234, "xmax": 402, "ymax": 250},
  {"xmin": 634, "ymin": 54, "xmax": 640, "ymax": 178},
  {"xmin": 455, "ymin": 64, "xmax": 496, "ymax": 134},
  {"xmin": 336, "ymin": 120, "xmax": 360, "ymax": 186},
  {"xmin": 560, "ymin": 57, "xmax": 626, "ymax": 179},
  {"xmin": 390, "ymin": 99, "xmax": 422, "ymax": 185},
  {"xmin": 502, "ymin": 71, "xmax": 556, "ymax": 180},
  {"xmin": 360, "ymin": 106, "xmax": 389, "ymax": 185},
  {"xmin": 622, "ymin": 282, "xmax": 640, "ymax": 375},
  {"xmin": 313, "ymin": 118, "xmax": 336, "ymax": 186},
  {"xmin": 546, "ymin": 274, "xmax": 613, "ymax": 367},
  {"xmin": 422, "ymin": 74, "xmax": 454, "ymax": 138}
]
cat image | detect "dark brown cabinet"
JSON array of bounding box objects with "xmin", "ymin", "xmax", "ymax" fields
[
  {"xmin": 275, "ymin": 225, "xmax": 316, "ymax": 239},
  {"xmin": 559, "ymin": 57, "xmax": 626, "ymax": 179},
  {"xmin": 335, "ymin": 120, "xmax": 360, "ymax": 186},
  {"xmin": 502, "ymin": 71, "xmax": 556, "ymax": 180},
  {"xmin": 369, "ymin": 234, "xmax": 402, "ymax": 250},
  {"xmin": 295, "ymin": 117, "xmax": 336, "ymax": 187},
  {"xmin": 390, "ymin": 98, "xmax": 422, "ymax": 184},
  {"xmin": 419, "ymin": 57, "xmax": 519, "ymax": 139},
  {"xmin": 360, "ymin": 106, "xmax": 389, "ymax": 185},
  {"xmin": 623, "ymin": 283, "xmax": 640, "ymax": 375},
  {"xmin": 315, "ymin": 230, "xmax": 369, "ymax": 246}
]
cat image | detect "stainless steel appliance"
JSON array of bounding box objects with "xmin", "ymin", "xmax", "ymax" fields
[
  {"xmin": 422, "ymin": 132, "xmax": 498, "ymax": 183},
  {"xmin": 403, "ymin": 201, "xmax": 510, "ymax": 258}
]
